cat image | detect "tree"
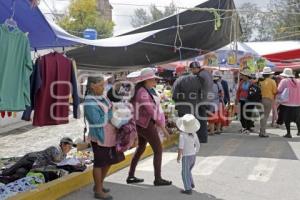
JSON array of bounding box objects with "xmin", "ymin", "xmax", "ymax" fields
[
  {"xmin": 254, "ymin": 12, "xmax": 276, "ymax": 41},
  {"xmin": 58, "ymin": 0, "xmax": 114, "ymax": 38},
  {"xmin": 164, "ymin": 1, "xmax": 176, "ymax": 17},
  {"xmin": 149, "ymin": 4, "xmax": 164, "ymax": 21},
  {"xmin": 268, "ymin": 0, "xmax": 300, "ymax": 40},
  {"xmin": 238, "ymin": 3, "xmax": 260, "ymax": 42},
  {"xmin": 131, "ymin": 2, "xmax": 177, "ymax": 28},
  {"xmin": 131, "ymin": 8, "xmax": 152, "ymax": 28}
]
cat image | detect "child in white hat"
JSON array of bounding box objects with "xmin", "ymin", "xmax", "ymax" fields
[{"xmin": 176, "ymin": 114, "xmax": 200, "ymax": 195}]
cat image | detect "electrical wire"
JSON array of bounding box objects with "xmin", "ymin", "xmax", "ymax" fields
[
  {"xmin": 42, "ymin": 0, "xmax": 61, "ymax": 21},
  {"xmin": 274, "ymin": 32, "xmax": 300, "ymax": 40},
  {"xmin": 110, "ymin": 2, "xmax": 300, "ymax": 15}
]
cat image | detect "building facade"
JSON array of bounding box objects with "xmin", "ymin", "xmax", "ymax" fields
[{"xmin": 97, "ymin": 0, "xmax": 113, "ymax": 21}]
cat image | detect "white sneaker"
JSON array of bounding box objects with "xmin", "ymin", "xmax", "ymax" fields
[{"xmin": 242, "ymin": 129, "xmax": 250, "ymax": 135}]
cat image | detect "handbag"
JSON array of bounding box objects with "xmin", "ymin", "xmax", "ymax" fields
[{"xmin": 276, "ymin": 88, "xmax": 289, "ymax": 103}]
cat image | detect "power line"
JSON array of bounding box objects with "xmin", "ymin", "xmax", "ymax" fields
[
  {"xmin": 42, "ymin": 0, "xmax": 60, "ymax": 21},
  {"xmin": 111, "ymin": 2, "xmax": 300, "ymax": 15},
  {"xmin": 274, "ymin": 32, "xmax": 300, "ymax": 40}
]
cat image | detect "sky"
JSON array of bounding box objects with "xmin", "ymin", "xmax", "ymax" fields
[{"xmin": 39, "ymin": 0, "xmax": 269, "ymax": 35}]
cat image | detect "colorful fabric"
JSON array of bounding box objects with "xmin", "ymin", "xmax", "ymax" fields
[
  {"xmin": 236, "ymin": 80, "xmax": 251, "ymax": 101},
  {"xmin": 0, "ymin": 175, "xmax": 44, "ymax": 200},
  {"xmin": 0, "ymin": 24, "xmax": 32, "ymax": 111},
  {"xmin": 116, "ymin": 119, "xmax": 138, "ymax": 153}
]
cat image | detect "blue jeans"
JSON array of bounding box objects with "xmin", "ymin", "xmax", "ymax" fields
[{"xmin": 182, "ymin": 155, "xmax": 196, "ymax": 191}]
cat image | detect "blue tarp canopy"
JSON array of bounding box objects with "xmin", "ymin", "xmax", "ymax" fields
[
  {"xmin": 0, "ymin": 0, "xmax": 77, "ymax": 49},
  {"xmin": 0, "ymin": 0, "xmax": 162, "ymax": 50}
]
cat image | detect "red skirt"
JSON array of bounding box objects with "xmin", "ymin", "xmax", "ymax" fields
[{"xmin": 208, "ymin": 104, "xmax": 229, "ymax": 126}]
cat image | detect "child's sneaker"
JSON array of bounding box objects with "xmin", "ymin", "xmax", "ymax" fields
[
  {"xmin": 181, "ymin": 190, "xmax": 192, "ymax": 195},
  {"xmin": 242, "ymin": 129, "xmax": 250, "ymax": 135}
]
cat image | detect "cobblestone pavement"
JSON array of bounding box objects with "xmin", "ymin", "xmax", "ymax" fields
[{"xmin": 0, "ymin": 117, "xmax": 84, "ymax": 158}]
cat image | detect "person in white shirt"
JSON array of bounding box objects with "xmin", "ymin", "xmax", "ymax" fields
[{"xmin": 176, "ymin": 114, "xmax": 200, "ymax": 195}]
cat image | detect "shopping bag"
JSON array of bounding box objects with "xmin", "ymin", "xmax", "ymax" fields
[{"xmin": 276, "ymin": 88, "xmax": 289, "ymax": 103}]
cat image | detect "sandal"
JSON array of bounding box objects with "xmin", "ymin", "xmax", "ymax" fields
[
  {"xmin": 93, "ymin": 185, "xmax": 110, "ymax": 193},
  {"xmin": 126, "ymin": 176, "xmax": 144, "ymax": 184}
]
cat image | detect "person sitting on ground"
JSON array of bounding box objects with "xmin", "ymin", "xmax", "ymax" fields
[
  {"xmin": 1, "ymin": 137, "xmax": 74, "ymax": 183},
  {"xmin": 176, "ymin": 114, "xmax": 200, "ymax": 195}
]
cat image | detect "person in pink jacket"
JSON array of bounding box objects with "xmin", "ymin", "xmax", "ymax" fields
[
  {"xmin": 126, "ymin": 68, "xmax": 172, "ymax": 186},
  {"xmin": 277, "ymin": 68, "xmax": 300, "ymax": 138}
]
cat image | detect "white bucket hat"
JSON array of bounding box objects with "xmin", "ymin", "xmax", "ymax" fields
[
  {"xmin": 176, "ymin": 114, "xmax": 200, "ymax": 133},
  {"xmin": 280, "ymin": 68, "xmax": 295, "ymax": 78},
  {"xmin": 261, "ymin": 67, "xmax": 274, "ymax": 75}
]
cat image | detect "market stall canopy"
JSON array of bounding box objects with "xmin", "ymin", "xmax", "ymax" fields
[
  {"xmin": 157, "ymin": 42, "xmax": 275, "ymax": 72},
  {"xmin": 246, "ymin": 41, "xmax": 300, "ymax": 59},
  {"xmin": 0, "ymin": 0, "xmax": 76, "ymax": 49},
  {"xmin": 67, "ymin": 0, "xmax": 241, "ymax": 70},
  {"xmin": 0, "ymin": 0, "xmax": 164, "ymax": 49},
  {"xmin": 248, "ymin": 41, "xmax": 300, "ymax": 72}
]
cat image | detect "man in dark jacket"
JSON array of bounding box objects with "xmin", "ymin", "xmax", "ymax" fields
[{"xmin": 172, "ymin": 62, "xmax": 213, "ymax": 143}]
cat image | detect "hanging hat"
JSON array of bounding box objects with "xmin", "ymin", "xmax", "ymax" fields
[
  {"xmin": 176, "ymin": 114, "xmax": 200, "ymax": 133},
  {"xmin": 240, "ymin": 69, "xmax": 252, "ymax": 77},
  {"xmin": 135, "ymin": 68, "xmax": 162, "ymax": 83},
  {"xmin": 261, "ymin": 67, "xmax": 274, "ymax": 75},
  {"xmin": 280, "ymin": 68, "xmax": 295, "ymax": 78}
]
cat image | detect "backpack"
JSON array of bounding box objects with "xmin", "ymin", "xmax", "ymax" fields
[{"xmin": 247, "ymin": 82, "xmax": 262, "ymax": 102}]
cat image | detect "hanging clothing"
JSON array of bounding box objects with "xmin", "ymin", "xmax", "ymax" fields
[
  {"xmin": 22, "ymin": 52, "xmax": 79, "ymax": 126},
  {"xmin": 0, "ymin": 24, "xmax": 32, "ymax": 111}
]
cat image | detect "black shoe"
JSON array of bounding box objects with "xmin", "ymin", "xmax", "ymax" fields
[
  {"xmin": 191, "ymin": 184, "xmax": 195, "ymax": 189},
  {"xmin": 180, "ymin": 189, "xmax": 192, "ymax": 195},
  {"xmin": 154, "ymin": 179, "xmax": 172, "ymax": 186},
  {"xmin": 259, "ymin": 134, "xmax": 269, "ymax": 138},
  {"xmin": 283, "ymin": 134, "xmax": 292, "ymax": 138},
  {"xmin": 126, "ymin": 176, "xmax": 144, "ymax": 184}
]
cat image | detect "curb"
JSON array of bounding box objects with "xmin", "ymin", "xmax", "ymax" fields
[{"xmin": 9, "ymin": 134, "xmax": 178, "ymax": 200}]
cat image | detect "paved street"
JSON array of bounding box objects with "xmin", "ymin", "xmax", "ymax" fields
[{"xmin": 62, "ymin": 122, "xmax": 300, "ymax": 200}]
